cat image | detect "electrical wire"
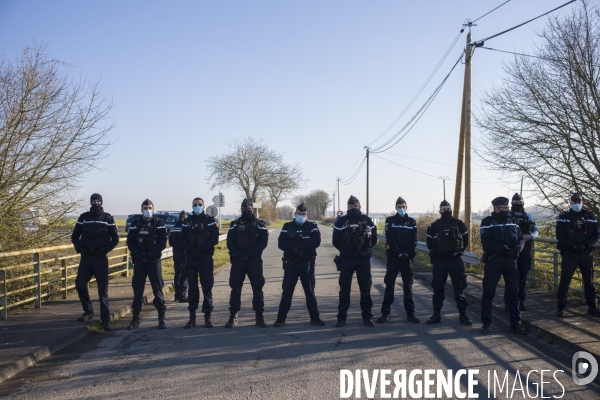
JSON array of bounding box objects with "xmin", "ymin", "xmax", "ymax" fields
[
  {"xmin": 367, "ymin": 27, "xmax": 466, "ymax": 147},
  {"xmin": 472, "ymin": 0, "xmax": 577, "ymax": 47},
  {"xmin": 472, "ymin": 0, "xmax": 511, "ymax": 24},
  {"xmin": 479, "ymin": 46, "xmax": 600, "ymax": 67},
  {"xmin": 370, "ymin": 51, "xmax": 465, "ymax": 153},
  {"xmin": 340, "ymin": 149, "xmax": 368, "ymax": 180},
  {"xmin": 340, "ymin": 156, "xmax": 367, "ymax": 185}
]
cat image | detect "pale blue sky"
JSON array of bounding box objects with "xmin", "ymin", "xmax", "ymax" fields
[{"xmin": 0, "ymin": 1, "xmax": 579, "ymax": 216}]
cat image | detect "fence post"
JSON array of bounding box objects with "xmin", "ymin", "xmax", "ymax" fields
[
  {"xmin": 1, "ymin": 269, "xmax": 6, "ymax": 320},
  {"xmin": 61, "ymin": 259, "xmax": 67, "ymax": 299},
  {"xmin": 553, "ymin": 252, "xmax": 559, "ymax": 292},
  {"xmin": 529, "ymin": 240, "xmax": 535, "ymax": 288},
  {"xmin": 34, "ymin": 252, "xmax": 41, "ymax": 308},
  {"xmin": 126, "ymin": 247, "xmax": 131, "ymax": 278}
]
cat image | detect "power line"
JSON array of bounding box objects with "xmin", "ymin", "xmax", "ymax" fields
[
  {"xmin": 341, "ymin": 155, "xmax": 366, "ymax": 185},
  {"xmin": 471, "ymin": 0, "xmax": 577, "ymax": 47},
  {"xmin": 472, "ymin": 0, "xmax": 511, "ymax": 24},
  {"xmin": 370, "ymin": 51, "xmax": 465, "ymax": 153},
  {"xmin": 480, "ymin": 46, "xmax": 600, "ymax": 67},
  {"xmin": 367, "ymin": 27, "xmax": 466, "ymax": 147},
  {"xmin": 340, "ymin": 150, "xmax": 367, "ymax": 180}
]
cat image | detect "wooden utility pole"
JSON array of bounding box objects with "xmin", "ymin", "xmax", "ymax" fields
[
  {"xmin": 453, "ymin": 34, "xmax": 469, "ymax": 219},
  {"xmin": 332, "ymin": 192, "xmax": 336, "ymax": 217},
  {"xmin": 336, "ymin": 177, "xmax": 341, "ymax": 212},
  {"xmin": 464, "ymin": 31, "xmax": 473, "ymax": 251},
  {"xmin": 365, "ymin": 147, "xmax": 370, "ymax": 216}
]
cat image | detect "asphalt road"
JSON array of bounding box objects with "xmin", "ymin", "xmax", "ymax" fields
[{"xmin": 2, "ymin": 225, "xmax": 599, "ymax": 399}]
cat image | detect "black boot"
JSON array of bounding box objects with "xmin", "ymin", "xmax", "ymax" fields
[
  {"xmin": 127, "ymin": 311, "xmax": 140, "ymax": 330},
  {"xmin": 459, "ymin": 309, "xmax": 472, "ymax": 326},
  {"xmin": 376, "ymin": 315, "xmax": 389, "ymax": 323},
  {"xmin": 204, "ymin": 312, "xmax": 214, "ymax": 328},
  {"xmin": 225, "ymin": 311, "xmax": 238, "ymax": 328},
  {"xmin": 363, "ymin": 318, "xmax": 375, "ymax": 327},
  {"xmin": 426, "ymin": 310, "xmax": 441, "ymax": 325},
  {"xmin": 255, "ymin": 311, "xmax": 267, "ymax": 328},
  {"xmin": 185, "ymin": 310, "xmax": 196, "ymax": 329},
  {"xmin": 158, "ymin": 310, "xmax": 167, "ymax": 329},
  {"xmin": 407, "ymin": 314, "xmax": 420, "ymax": 323},
  {"xmin": 587, "ymin": 306, "xmax": 600, "ymax": 317}
]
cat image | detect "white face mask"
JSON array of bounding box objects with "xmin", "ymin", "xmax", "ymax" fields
[
  {"xmin": 397, "ymin": 208, "xmax": 406, "ymax": 216},
  {"xmin": 193, "ymin": 205, "xmax": 203, "ymax": 215},
  {"xmin": 571, "ymin": 204, "xmax": 583, "ymax": 213},
  {"xmin": 143, "ymin": 209, "xmax": 153, "ymax": 218}
]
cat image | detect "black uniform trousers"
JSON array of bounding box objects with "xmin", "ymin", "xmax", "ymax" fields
[
  {"xmin": 481, "ymin": 257, "xmax": 520, "ymax": 327},
  {"xmin": 173, "ymin": 251, "xmax": 188, "ymax": 300},
  {"xmin": 337, "ymin": 257, "xmax": 373, "ymax": 320},
  {"xmin": 132, "ymin": 258, "xmax": 166, "ymax": 313},
  {"xmin": 277, "ymin": 261, "xmax": 319, "ymax": 321},
  {"xmin": 557, "ymin": 250, "xmax": 597, "ymax": 309},
  {"xmin": 186, "ymin": 257, "xmax": 214, "ymax": 313},
  {"xmin": 228, "ymin": 257, "xmax": 265, "ymax": 312},
  {"xmin": 381, "ymin": 256, "xmax": 415, "ymax": 316},
  {"xmin": 431, "ymin": 256, "xmax": 468, "ymax": 311},
  {"xmin": 75, "ymin": 254, "xmax": 110, "ymax": 321},
  {"xmin": 504, "ymin": 242, "xmax": 531, "ymax": 307}
]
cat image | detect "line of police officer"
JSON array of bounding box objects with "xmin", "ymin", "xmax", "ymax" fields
[{"xmin": 71, "ymin": 191, "xmax": 598, "ymax": 332}]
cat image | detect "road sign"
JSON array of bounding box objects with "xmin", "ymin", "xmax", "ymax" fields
[
  {"xmin": 212, "ymin": 194, "xmax": 225, "ymax": 207},
  {"xmin": 253, "ymin": 202, "xmax": 261, "ymax": 209},
  {"xmin": 206, "ymin": 206, "xmax": 218, "ymax": 217}
]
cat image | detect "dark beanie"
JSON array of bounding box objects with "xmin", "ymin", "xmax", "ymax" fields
[
  {"xmin": 90, "ymin": 193, "xmax": 103, "ymax": 205},
  {"xmin": 241, "ymin": 198, "xmax": 253, "ymax": 208},
  {"xmin": 440, "ymin": 199, "xmax": 450, "ymax": 207},
  {"xmin": 512, "ymin": 193, "xmax": 523, "ymax": 201}
]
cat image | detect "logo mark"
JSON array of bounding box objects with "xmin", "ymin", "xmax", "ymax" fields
[{"xmin": 572, "ymin": 351, "xmax": 598, "ymax": 385}]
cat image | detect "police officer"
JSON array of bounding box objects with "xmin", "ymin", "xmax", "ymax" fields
[
  {"xmin": 71, "ymin": 194, "xmax": 119, "ymax": 331},
  {"xmin": 180, "ymin": 198, "xmax": 219, "ymax": 329},
  {"xmin": 377, "ymin": 197, "xmax": 420, "ymax": 324},
  {"xmin": 225, "ymin": 199, "xmax": 269, "ymax": 328},
  {"xmin": 480, "ymin": 196, "xmax": 526, "ymax": 335},
  {"xmin": 504, "ymin": 193, "xmax": 538, "ymax": 312},
  {"xmin": 332, "ymin": 195, "xmax": 377, "ymax": 327},
  {"xmin": 126, "ymin": 199, "xmax": 168, "ymax": 329},
  {"xmin": 274, "ymin": 202, "xmax": 324, "ymax": 327},
  {"xmin": 425, "ymin": 200, "xmax": 471, "ymax": 326},
  {"xmin": 168, "ymin": 211, "xmax": 188, "ymax": 303},
  {"xmin": 555, "ymin": 192, "xmax": 600, "ymax": 317}
]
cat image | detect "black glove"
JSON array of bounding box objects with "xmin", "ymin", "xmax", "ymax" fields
[
  {"xmin": 575, "ymin": 244, "xmax": 586, "ymax": 253},
  {"xmin": 506, "ymin": 247, "xmax": 518, "ymax": 258},
  {"xmin": 142, "ymin": 256, "xmax": 151, "ymax": 264},
  {"xmin": 241, "ymin": 253, "xmax": 250, "ymax": 262},
  {"xmin": 399, "ymin": 253, "xmax": 409, "ymax": 261},
  {"xmin": 93, "ymin": 248, "xmax": 105, "ymax": 256},
  {"xmin": 80, "ymin": 247, "xmax": 92, "ymax": 256}
]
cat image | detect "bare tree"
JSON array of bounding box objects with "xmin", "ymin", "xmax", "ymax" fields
[
  {"xmin": 294, "ymin": 189, "xmax": 331, "ymax": 220},
  {"xmin": 277, "ymin": 205, "xmax": 294, "ymax": 220},
  {"xmin": 0, "ymin": 44, "xmax": 114, "ymax": 251},
  {"xmin": 206, "ymin": 138, "xmax": 304, "ymax": 206},
  {"xmin": 476, "ymin": 1, "xmax": 600, "ymax": 216}
]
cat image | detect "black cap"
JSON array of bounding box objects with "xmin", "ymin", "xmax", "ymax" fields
[
  {"xmin": 571, "ymin": 192, "xmax": 583, "ymax": 202},
  {"xmin": 241, "ymin": 198, "xmax": 253, "ymax": 208},
  {"xmin": 396, "ymin": 196, "xmax": 407, "ymax": 205},
  {"xmin": 440, "ymin": 199, "xmax": 450, "ymax": 207},
  {"xmin": 179, "ymin": 210, "xmax": 187, "ymax": 219},
  {"xmin": 296, "ymin": 202, "xmax": 307, "ymax": 212},
  {"xmin": 512, "ymin": 193, "xmax": 523, "ymax": 201},
  {"xmin": 141, "ymin": 198, "xmax": 153, "ymax": 207},
  {"xmin": 491, "ymin": 197, "xmax": 509, "ymax": 206},
  {"xmin": 347, "ymin": 195, "xmax": 359, "ymax": 205},
  {"xmin": 90, "ymin": 193, "xmax": 103, "ymax": 205}
]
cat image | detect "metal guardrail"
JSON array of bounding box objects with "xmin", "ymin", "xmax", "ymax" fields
[
  {"xmin": 376, "ymin": 233, "xmax": 600, "ymax": 300},
  {"xmin": 0, "ymin": 233, "xmax": 229, "ymax": 320}
]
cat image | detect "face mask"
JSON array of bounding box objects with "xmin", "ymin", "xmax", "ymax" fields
[
  {"xmin": 496, "ymin": 210, "xmax": 509, "ymax": 219},
  {"xmin": 571, "ymin": 204, "xmax": 583, "ymax": 213},
  {"xmin": 347, "ymin": 208, "xmax": 361, "ymax": 216},
  {"xmin": 511, "ymin": 204, "xmax": 524, "ymax": 212},
  {"xmin": 295, "ymin": 215, "xmax": 306, "ymax": 225},
  {"xmin": 241, "ymin": 209, "xmax": 253, "ymax": 219},
  {"xmin": 90, "ymin": 204, "xmax": 102, "ymax": 212},
  {"xmin": 397, "ymin": 208, "xmax": 406, "ymax": 217},
  {"xmin": 441, "ymin": 210, "xmax": 452, "ymax": 219},
  {"xmin": 143, "ymin": 209, "xmax": 153, "ymax": 218},
  {"xmin": 193, "ymin": 205, "xmax": 203, "ymax": 215}
]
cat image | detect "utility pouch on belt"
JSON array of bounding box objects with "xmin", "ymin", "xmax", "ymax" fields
[
  {"xmin": 385, "ymin": 245, "xmax": 391, "ymax": 259},
  {"xmin": 334, "ymin": 255, "xmax": 340, "ymax": 271}
]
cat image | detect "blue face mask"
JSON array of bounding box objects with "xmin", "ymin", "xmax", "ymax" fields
[
  {"xmin": 397, "ymin": 208, "xmax": 406, "ymax": 217},
  {"xmin": 193, "ymin": 205, "xmax": 203, "ymax": 215},
  {"xmin": 295, "ymin": 215, "xmax": 306, "ymax": 225},
  {"xmin": 572, "ymin": 204, "xmax": 583, "ymax": 213},
  {"xmin": 143, "ymin": 209, "xmax": 153, "ymax": 218}
]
